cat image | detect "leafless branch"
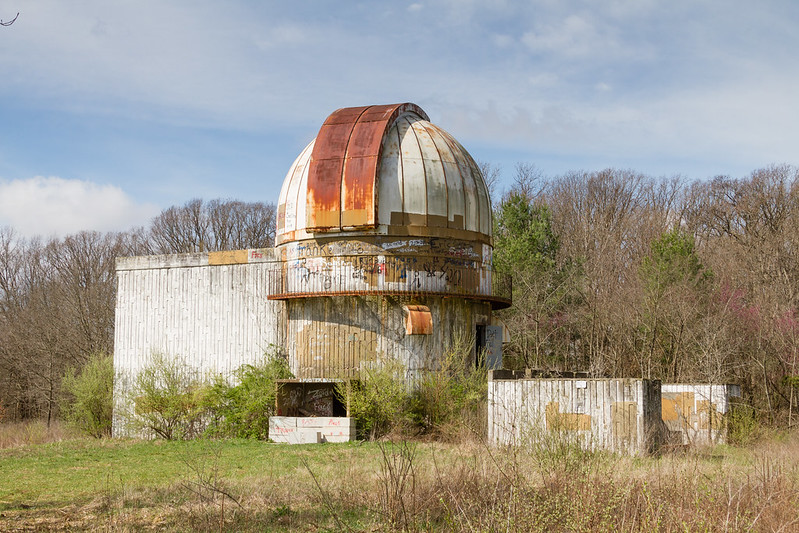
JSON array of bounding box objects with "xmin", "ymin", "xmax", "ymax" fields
[{"xmin": 1, "ymin": 12, "xmax": 19, "ymax": 26}]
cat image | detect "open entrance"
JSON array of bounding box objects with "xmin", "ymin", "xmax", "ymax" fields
[
  {"xmin": 275, "ymin": 380, "xmax": 350, "ymax": 417},
  {"xmin": 476, "ymin": 324, "xmax": 503, "ymax": 370}
]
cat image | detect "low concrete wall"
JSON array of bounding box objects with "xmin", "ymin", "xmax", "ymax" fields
[
  {"xmin": 661, "ymin": 384, "xmax": 742, "ymax": 445},
  {"xmin": 269, "ymin": 417, "xmax": 356, "ymax": 444},
  {"xmin": 488, "ymin": 373, "xmax": 662, "ymax": 455}
]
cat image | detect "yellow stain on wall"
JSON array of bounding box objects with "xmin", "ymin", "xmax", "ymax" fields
[
  {"xmin": 697, "ymin": 400, "xmax": 723, "ymax": 430},
  {"xmin": 545, "ymin": 402, "xmax": 591, "ymax": 431},
  {"xmin": 208, "ymin": 250, "xmax": 249, "ymax": 265},
  {"xmin": 611, "ymin": 401, "xmax": 638, "ymax": 444},
  {"xmin": 661, "ymin": 392, "xmax": 695, "ymax": 430}
]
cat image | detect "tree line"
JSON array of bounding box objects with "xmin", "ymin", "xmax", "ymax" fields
[
  {"xmin": 494, "ymin": 163, "xmax": 799, "ymax": 425},
  {"xmin": 2, "ymin": 166, "xmax": 798, "ymax": 427},
  {"xmin": 0, "ymin": 199, "xmax": 276, "ymax": 422}
]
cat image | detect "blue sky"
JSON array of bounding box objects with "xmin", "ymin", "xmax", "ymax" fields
[{"xmin": 1, "ymin": 1, "xmax": 798, "ymax": 237}]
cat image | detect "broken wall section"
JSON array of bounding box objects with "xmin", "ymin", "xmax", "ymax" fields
[
  {"xmin": 661, "ymin": 383, "xmax": 742, "ymax": 445},
  {"xmin": 488, "ymin": 372, "xmax": 662, "ymax": 455}
]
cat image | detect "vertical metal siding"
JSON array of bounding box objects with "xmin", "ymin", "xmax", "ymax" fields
[
  {"xmin": 113, "ymin": 257, "xmax": 287, "ymax": 434},
  {"xmin": 287, "ymin": 295, "xmax": 489, "ymax": 381},
  {"xmin": 661, "ymin": 383, "xmax": 739, "ymax": 445},
  {"xmin": 488, "ymin": 377, "xmax": 662, "ymax": 455}
]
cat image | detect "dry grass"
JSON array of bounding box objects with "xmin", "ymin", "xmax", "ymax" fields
[
  {"xmin": 1, "ymin": 423, "xmax": 798, "ymax": 531},
  {"xmin": 0, "ymin": 419, "xmax": 79, "ymax": 449}
]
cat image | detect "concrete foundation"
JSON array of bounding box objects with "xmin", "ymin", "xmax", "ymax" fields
[{"xmin": 269, "ymin": 417, "xmax": 356, "ymax": 444}]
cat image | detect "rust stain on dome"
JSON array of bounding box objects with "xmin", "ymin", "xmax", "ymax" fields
[{"xmin": 306, "ymin": 103, "xmax": 429, "ymax": 232}]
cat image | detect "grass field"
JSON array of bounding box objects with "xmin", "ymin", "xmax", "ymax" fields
[{"xmin": 1, "ymin": 422, "xmax": 798, "ymax": 531}]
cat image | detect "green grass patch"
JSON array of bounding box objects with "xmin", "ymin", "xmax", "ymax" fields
[
  {"xmin": 0, "ymin": 432, "xmax": 797, "ymax": 531},
  {"xmin": 0, "ymin": 437, "xmax": 373, "ymax": 510}
]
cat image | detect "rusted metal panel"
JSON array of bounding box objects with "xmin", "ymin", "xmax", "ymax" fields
[
  {"xmin": 306, "ymin": 103, "xmax": 430, "ymax": 233},
  {"xmin": 341, "ymin": 154, "xmax": 378, "ymax": 228},
  {"xmin": 341, "ymin": 105, "xmax": 416, "ymax": 229},
  {"xmin": 404, "ymin": 304, "xmax": 433, "ymax": 335},
  {"xmin": 306, "ymin": 157, "xmax": 344, "ymax": 230},
  {"xmin": 488, "ymin": 377, "xmax": 663, "ymax": 455}
]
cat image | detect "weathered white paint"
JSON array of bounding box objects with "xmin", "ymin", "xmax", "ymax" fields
[
  {"xmin": 488, "ymin": 374, "xmax": 663, "ymax": 455},
  {"xmin": 277, "ymin": 140, "xmax": 314, "ymax": 237},
  {"xmin": 661, "ymin": 383, "xmax": 742, "ymax": 445},
  {"xmin": 286, "ymin": 295, "xmax": 490, "ymax": 380},
  {"xmin": 113, "ymin": 251, "xmax": 286, "ymax": 435}
]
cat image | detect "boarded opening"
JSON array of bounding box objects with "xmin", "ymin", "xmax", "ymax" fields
[
  {"xmin": 276, "ymin": 380, "xmax": 350, "ymax": 417},
  {"xmin": 404, "ymin": 305, "xmax": 432, "ymax": 335}
]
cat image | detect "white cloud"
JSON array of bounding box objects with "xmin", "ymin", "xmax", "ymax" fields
[
  {"xmin": 408, "ymin": 3, "xmax": 424, "ymax": 13},
  {"xmin": 0, "ymin": 177, "xmax": 160, "ymax": 238},
  {"xmin": 521, "ymin": 15, "xmax": 600, "ymax": 57},
  {"xmin": 492, "ymin": 34, "xmax": 513, "ymax": 48}
]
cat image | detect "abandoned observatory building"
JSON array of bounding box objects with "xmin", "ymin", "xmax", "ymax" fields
[{"xmin": 112, "ymin": 102, "xmax": 512, "ymax": 434}]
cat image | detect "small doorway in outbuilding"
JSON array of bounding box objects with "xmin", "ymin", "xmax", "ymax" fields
[{"xmin": 476, "ymin": 325, "xmax": 503, "ymax": 370}]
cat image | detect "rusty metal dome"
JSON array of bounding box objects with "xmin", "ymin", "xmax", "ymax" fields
[{"xmin": 276, "ymin": 103, "xmax": 492, "ymax": 246}]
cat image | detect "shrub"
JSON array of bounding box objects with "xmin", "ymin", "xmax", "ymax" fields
[
  {"xmin": 130, "ymin": 353, "xmax": 210, "ymax": 440},
  {"xmin": 408, "ymin": 342, "xmax": 488, "ymax": 439},
  {"xmin": 60, "ymin": 352, "xmax": 114, "ymax": 438},
  {"xmin": 340, "ymin": 358, "xmax": 410, "ymax": 440},
  {"xmin": 338, "ymin": 337, "xmax": 489, "ymax": 441},
  {"xmin": 727, "ymin": 401, "xmax": 763, "ymax": 445},
  {"xmin": 204, "ymin": 348, "xmax": 293, "ymax": 439}
]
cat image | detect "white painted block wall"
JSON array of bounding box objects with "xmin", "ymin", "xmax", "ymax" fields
[{"xmin": 269, "ymin": 417, "xmax": 356, "ymax": 444}]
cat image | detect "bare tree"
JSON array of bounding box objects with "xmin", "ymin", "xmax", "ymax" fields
[
  {"xmin": 477, "ymin": 161, "xmax": 501, "ymax": 206},
  {"xmin": 148, "ymin": 198, "xmax": 277, "ymax": 254}
]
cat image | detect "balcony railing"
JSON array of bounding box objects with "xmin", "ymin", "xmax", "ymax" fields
[{"xmin": 265, "ymin": 254, "xmax": 511, "ymax": 309}]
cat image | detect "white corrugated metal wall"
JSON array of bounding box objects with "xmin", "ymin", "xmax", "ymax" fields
[
  {"xmin": 488, "ymin": 377, "xmax": 663, "ymax": 455},
  {"xmin": 661, "ymin": 383, "xmax": 742, "ymax": 445},
  {"xmin": 113, "ymin": 253, "xmax": 286, "ymax": 435}
]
